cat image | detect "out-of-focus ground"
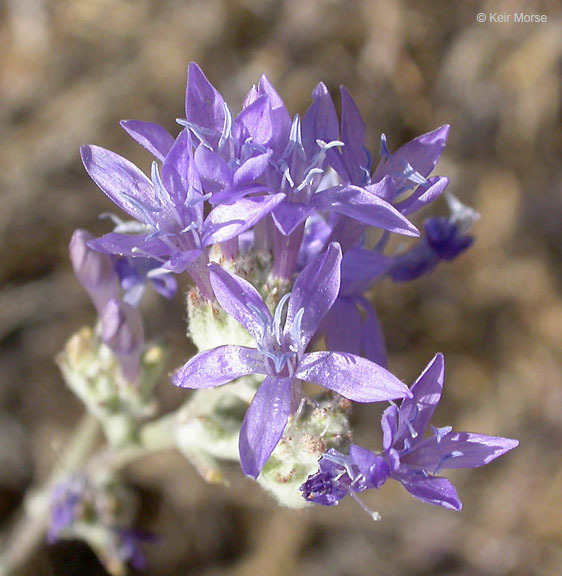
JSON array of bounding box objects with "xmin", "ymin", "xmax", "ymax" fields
[{"xmin": 1, "ymin": 0, "xmax": 561, "ymax": 574}]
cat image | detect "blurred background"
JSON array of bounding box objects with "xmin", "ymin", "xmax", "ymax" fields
[{"xmin": 1, "ymin": 0, "xmax": 561, "ymax": 574}]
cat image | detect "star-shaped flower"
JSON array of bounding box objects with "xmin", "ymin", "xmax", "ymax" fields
[
  {"xmin": 81, "ymin": 129, "xmax": 285, "ymax": 298},
  {"xmin": 173, "ymin": 243, "xmax": 411, "ymax": 478},
  {"xmin": 302, "ymin": 354, "xmax": 518, "ymax": 511}
]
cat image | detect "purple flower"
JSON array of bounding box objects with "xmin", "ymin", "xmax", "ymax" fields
[
  {"xmin": 101, "ymin": 299, "xmax": 145, "ymax": 383},
  {"xmin": 389, "ymin": 217, "xmax": 474, "ymax": 282},
  {"xmin": 321, "ymin": 86, "xmax": 449, "ymax": 251},
  {"xmin": 173, "ymin": 243, "xmax": 411, "ymax": 478},
  {"xmin": 70, "ymin": 230, "xmax": 119, "ymax": 315},
  {"xmin": 177, "ymin": 64, "xmax": 418, "ymax": 278},
  {"xmin": 81, "ymin": 128, "xmax": 284, "ymax": 299},
  {"xmin": 372, "ymin": 126, "xmax": 450, "ymax": 204},
  {"xmin": 302, "ymin": 354, "xmax": 518, "ymax": 511}
]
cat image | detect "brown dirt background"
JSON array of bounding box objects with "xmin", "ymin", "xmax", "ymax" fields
[{"xmin": 1, "ymin": 0, "xmax": 561, "ymax": 574}]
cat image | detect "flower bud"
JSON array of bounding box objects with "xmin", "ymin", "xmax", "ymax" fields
[
  {"xmin": 101, "ymin": 299, "xmax": 144, "ymax": 383},
  {"xmin": 70, "ymin": 230, "xmax": 118, "ymax": 315}
]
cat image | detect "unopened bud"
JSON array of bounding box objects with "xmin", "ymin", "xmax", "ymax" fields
[
  {"xmin": 101, "ymin": 299, "xmax": 144, "ymax": 383},
  {"xmin": 70, "ymin": 230, "xmax": 118, "ymax": 315}
]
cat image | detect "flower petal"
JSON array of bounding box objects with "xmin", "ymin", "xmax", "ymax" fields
[
  {"xmin": 162, "ymin": 249, "xmax": 203, "ymax": 274},
  {"xmin": 233, "ymin": 152, "xmax": 273, "ymax": 188},
  {"xmin": 120, "ymin": 120, "xmax": 175, "ymax": 162},
  {"xmin": 185, "ymin": 62, "xmax": 225, "ymax": 148},
  {"xmin": 313, "ymin": 182, "xmax": 419, "ymax": 237},
  {"xmin": 302, "ymin": 82, "xmax": 339, "ymax": 159},
  {"xmin": 81, "ymin": 146, "xmax": 157, "ymax": 223},
  {"xmin": 286, "ymin": 242, "xmax": 342, "ymax": 348},
  {"xmin": 256, "ymin": 75, "xmax": 292, "ymax": 154},
  {"xmin": 395, "ymin": 176, "xmax": 449, "ymax": 216},
  {"xmin": 402, "ymin": 432, "xmax": 519, "ymax": 471},
  {"xmin": 339, "ymin": 86, "xmax": 370, "ymax": 184},
  {"xmin": 195, "ymin": 145, "xmax": 232, "ymax": 196},
  {"xmin": 203, "ymin": 193, "xmax": 285, "ymax": 245},
  {"xmin": 323, "ymin": 299, "xmax": 362, "ymax": 356},
  {"xmin": 381, "ymin": 404, "xmax": 399, "ymax": 452},
  {"xmin": 340, "ymin": 245, "xmax": 392, "ymax": 296},
  {"xmin": 349, "ymin": 445, "xmax": 389, "ymax": 489},
  {"xmin": 373, "ymin": 125, "xmax": 450, "ymax": 183},
  {"xmin": 395, "ymin": 470, "xmax": 462, "ymax": 510},
  {"xmin": 357, "ymin": 296, "xmax": 388, "ymax": 368},
  {"xmin": 88, "ymin": 233, "xmax": 170, "ymax": 259},
  {"xmin": 296, "ymin": 351, "xmax": 411, "ymax": 402},
  {"xmin": 162, "ymin": 129, "xmax": 192, "ymax": 206},
  {"xmin": 396, "ymin": 354, "xmax": 444, "ymax": 445},
  {"xmin": 172, "ymin": 345, "xmax": 265, "ymax": 389},
  {"xmin": 239, "ymin": 375, "xmax": 293, "ymax": 478},
  {"xmin": 208, "ymin": 263, "xmax": 272, "ymax": 341},
  {"xmin": 271, "ymin": 202, "xmax": 316, "ymax": 237},
  {"xmin": 233, "ymin": 95, "xmax": 273, "ymax": 148}
]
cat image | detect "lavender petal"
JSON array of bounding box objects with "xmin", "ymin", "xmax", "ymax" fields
[
  {"xmin": 172, "ymin": 345, "xmax": 265, "ymax": 389},
  {"xmin": 239, "ymin": 375, "xmax": 293, "ymax": 478},
  {"xmin": 296, "ymin": 351, "xmax": 411, "ymax": 402},
  {"xmin": 80, "ymin": 145, "xmax": 157, "ymax": 223},
  {"xmin": 208, "ymin": 263, "xmax": 272, "ymax": 341},
  {"xmin": 120, "ymin": 120, "xmax": 175, "ymax": 162},
  {"xmin": 402, "ymin": 433, "xmax": 519, "ymax": 471},
  {"xmin": 285, "ymin": 242, "xmax": 342, "ymax": 348}
]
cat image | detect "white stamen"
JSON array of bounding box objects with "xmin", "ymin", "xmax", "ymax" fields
[{"xmin": 350, "ymin": 493, "xmax": 382, "ymax": 522}]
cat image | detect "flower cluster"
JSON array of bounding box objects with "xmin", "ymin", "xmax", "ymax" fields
[{"xmin": 54, "ymin": 61, "xmax": 517, "ymax": 571}]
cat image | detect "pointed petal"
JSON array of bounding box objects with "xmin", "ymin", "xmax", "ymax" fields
[
  {"xmin": 313, "ymin": 182, "xmax": 419, "ymax": 237},
  {"xmin": 296, "ymin": 351, "xmax": 411, "ymax": 402},
  {"xmin": 286, "ymin": 242, "xmax": 342, "ymax": 348},
  {"xmin": 120, "ymin": 120, "xmax": 175, "ymax": 162},
  {"xmin": 257, "ymin": 75, "xmax": 292, "ymax": 153},
  {"xmin": 340, "ymin": 86, "xmax": 370, "ymax": 184},
  {"xmin": 396, "ymin": 354, "xmax": 444, "ymax": 445},
  {"xmin": 162, "ymin": 249, "xmax": 202, "ymax": 274},
  {"xmin": 208, "ymin": 263, "xmax": 272, "ymax": 341},
  {"xmin": 161, "ymin": 129, "xmax": 192, "ymax": 206},
  {"xmin": 403, "ymin": 433, "xmax": 519, "ymax": 471},
  {"xmin": 195, "ymin": 145, "xmax": 232, "ymax": 195},
  {"xmin": 233, "ymin": 95, "xmax": 273, "ymax": 148},
  {"xmin": 349, "ymin": 445, "xmax": 389, "ymax": 489},
  {"xmin": 88, "ymin": 233, "xmax": 170, "ymax": 259},
  {"xmin": 396, "ymin": 470, "xmax": 461, "ymax": 510},
  {"xmin": 392, "ymin": 125, "xmax": 450, "ymax": 179},
  {"xmin": 374, "ymin": 125, "xmax": 450, "ymax": 183},
  {"xmin": 271, "ymin": 202, "xmax": 316, "ymax": 236},
  {"xmin": 172, "ymin": 345, "xmax": 265, "ymax": 388},
  {"xmin": 233, "ymin": 152, "xmax": 272, "ymax": 188},
  {"xmin": 395, "ymin": 176, "xmax": 449, "ymax": 216},
  {"xmin": 239, "ymin": 375, "xmax": 293, "ymax": 478},
  {"xmin": 323, "ymin": 299, "xmax": 362, "ymax": 355},
  {"xmin": 185, "ymin": 62, "xmax": 225, "ymax": 146},
  {"xmin": 81, "ymin": 146, "xmax": 157, "ymax": 223},
  {"xmin": 203, "ymin": 193, "xmax": 285, "ymax": 245},
  {"xmin": 297, "ymin": 213, "xmax": 332, "ymax": 269},
  {"xmin": 302, "ymin": 82, "xmax": 339, "ymax": 159}
]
